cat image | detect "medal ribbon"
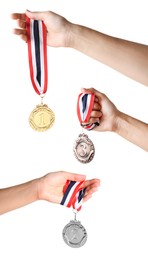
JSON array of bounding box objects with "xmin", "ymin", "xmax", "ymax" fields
[
  {"xmin": 60, "ymin": 181, "xmax": 86, "ymax": 211},
  {"xmin": 77, "ymin": 93, "xmax": 99, "ymax": 130},
  {"xmin": 26, "ymin": 16, "xmax": 48, "ymax": 95}
]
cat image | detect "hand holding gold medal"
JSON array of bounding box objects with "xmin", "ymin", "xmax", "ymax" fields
[{"xmin": 26, "ymin": 16, "xmax": 55, "ymax": 132}]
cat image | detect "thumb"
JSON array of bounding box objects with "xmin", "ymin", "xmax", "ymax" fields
[
  {"xmin": 81, "ymin": 87, "xmax": 104, "ymax": 100},
  {"xmin": 81, "ymin": 87, "xmax": 95, "ymax": 94},
  {"xmin": 26, "ymin": 10, "xmax": 47, "ymax": 21}
]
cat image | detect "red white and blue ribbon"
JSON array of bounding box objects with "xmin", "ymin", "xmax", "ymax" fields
[
  {"xmin": 60, "ymin": 181, "xmax": 86, "ymax": 211},
  {"xmin": 26, "ymin": 16, "xmax": 48, "ymax": 95},
  {"xmin": 77, "ymin": 93, "xmax": 99, "ymax": 130}
]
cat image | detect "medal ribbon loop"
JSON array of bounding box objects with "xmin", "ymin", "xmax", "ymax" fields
[
  {"xmin": 60, "ymin": 181, "xmax": 86, "ymax": 211},
  {"xmin": 26, "ymin": 16, "xmax": 48, "ymax": 95},
  {"xmin": 77, "ymin": 93, "xmax": 99, "ymax": 130}
]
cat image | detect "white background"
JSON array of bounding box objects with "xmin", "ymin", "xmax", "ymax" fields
[{"xmin": 0, "ymin": 0, "xmax": 148, "ymax": 259}]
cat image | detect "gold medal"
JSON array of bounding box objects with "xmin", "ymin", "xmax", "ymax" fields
[
  {"xmin": 29, "ymin": 104, "xmax": 55, "ymax": 132},
  {"xmin": 27, "ymin": 18, "xmax": 55, "ymax": 132}
]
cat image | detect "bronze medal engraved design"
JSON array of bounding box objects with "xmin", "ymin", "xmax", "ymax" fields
[
  {"xmin": 29, "ymin": 104, "xmax": 55, "ymax": 132},
  {"xmin": 73, "ymin": 133, "xmax": 95, "ymax": 163},
  {"xmin": 62, "ymin": 220, "xmax": 87, "ymax": 248}
]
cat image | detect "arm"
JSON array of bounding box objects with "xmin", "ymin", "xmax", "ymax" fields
[
  {"xmin": 11, "ymin": 10, "xmax": 148, "ymax": 86},
  {"xmin": 0, "ymin": 171, "xmax": 100, "ymax": 215},
  {"xmin": 115, "ymin": 112, "xmax": 148, "ymax": 151},
  {"xmin": 0, "ymin": 179, "xmax": 38, "ymax": 215},
  {"xmin": 69, "ymin": 25, "xmax": 148, "ymax": 86},
  {"xmin": 81, "ymin": 88, "xmax": 148, "ymax": 152}
]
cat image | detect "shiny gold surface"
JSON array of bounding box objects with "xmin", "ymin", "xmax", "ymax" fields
[{"xmin": 29, "ymin": 104, "xmax": 55, "ymax": 132}]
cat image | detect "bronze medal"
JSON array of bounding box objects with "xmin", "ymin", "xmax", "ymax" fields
[{"xmin": 73, "ymin": 133, "xmax": 95, "ymax": 163}]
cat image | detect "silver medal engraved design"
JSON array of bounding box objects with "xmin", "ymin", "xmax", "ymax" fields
[
  {"xmin": 73, "ymin": 133, "xmax": 95, "ymax": 163},
  {"xmin": 62, "ymin": 220, "xmax": 87, "ymax": 248}
]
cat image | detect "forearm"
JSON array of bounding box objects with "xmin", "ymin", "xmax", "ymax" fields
[
  {"xmin": 0, "ymin": 179, "xmax": 38, "ymax": 215},
  {"xmin": 69, "ymin": 24, "xmax": 148, "ymax": 86},
  {"xmin": 115, "ymin": 112, "xmax": 148, "ymax": 151}
]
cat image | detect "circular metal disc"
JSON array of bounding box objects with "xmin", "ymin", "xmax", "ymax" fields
[
  {"xmin": 29, "ymin": 104, "xmax": 55, "ymax": 132},
  {"xmin": 73, "ymin": 133, "xmax": 95, "ymax": 163},
  {"xmin": 62, "ymin": 220, "xmax": 87, "ymax": 248}
]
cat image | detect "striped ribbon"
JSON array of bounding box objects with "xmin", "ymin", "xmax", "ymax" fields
[
  {"xmin": 26, "ymin": 16, "xmax": 48, "ymax": 95},
  {"xmin": 77, "ymin": 93, "xmax": 99, "ymax": 130},
  {"xmin": 60, "ymin": 181, "xmax": 86, "ymax": 211}
]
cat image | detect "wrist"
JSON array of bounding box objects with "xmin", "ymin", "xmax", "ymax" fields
[
  {"xmin": 36, "ymin": 175, "xmax": 49, "ymax": 201},
  {"xmin": 29, "ymin": 179, "xmax": 39, "ymax": 202},
  {"xmin": 36, "ymin": 177, "xmax": 43, "ymax": 200},
  {"xmin": 68, "ymin": 23, "xmax": 83, "ymax": 49},
  {"xmin": 114, "ymin": 111, "xmax": 127, "ymax": 134}
]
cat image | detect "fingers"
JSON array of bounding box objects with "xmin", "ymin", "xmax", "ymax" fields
[
  {"xmin": 11, "ymin": 13, "xmax": 26, "ymax": 20},
  {"xmin": 83, "ymin": 179, "xmax": 100, "ymax": 202},
  {"xmin": 17, "ymin": 19, "xmax": 26, "ymax": 29},
  {"xmin": 83, "ymin": 194, "xmax": 92, "ymax": 202},
  {"xmin": 64, "ymin": 172, "xmax": 86, "ymax": 182},
  {"xmin": 11, "ymin": 12, "xmax": 27, "ymax": 41},
  {"xmin": 90, "ymin": 110, "xmax": 102, "ymax": 118},
  {"xmin": 83, "ymin": 178, "xmax": 100, "ymax": 189},
  {"xmin": 80, "ymin": 88, "xmax": 104, "ymax": 126},
  {"xmin": 83, "ymin": 185, "xmax": 99, "ymax": 202},
  {"xmin": 85, "ymin": 179, "xmax": 100, "ymax": 193},
  {"xmin": 93, "ymin": 101, "xmax": 100, "ymax": 110},
  {"xmin": 63, "ymin": 175, "xmax": 100, "ymax": 198},
  {"xmin": 12, "ymin": 28, "xmax": 26, "ymax": 35},
  {"xmin": 11, "ymin": 10, "xmax": 46, "ymax": 21},
  {"xmin": 11, "ymin": 13, "xmax": 26, "ymax": 30},
  {"xmin": 12, "ymin": 28, "xmax": 27, "ymax": 42},
  {"xmin": 83, "ymin": 101, "xmax": 102, "ymax": 125},
  {"xmin": 83, "ymin": 178, "xmax": 100, "ymax": 197}
]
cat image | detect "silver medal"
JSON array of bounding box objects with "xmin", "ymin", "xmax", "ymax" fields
[
  {"xmin": 62, "ymin": 219, "xmax": 87, "ymax": 248},
  {"xmin": 73, "ymin": 133, "xmax": 95, "ymax": 163}
]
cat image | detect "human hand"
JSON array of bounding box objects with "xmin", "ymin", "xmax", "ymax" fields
[
  {"xmin": 11, "ymin": 10, "xmax": 72, "ymax": 47},
  {"xmin": 37, "ymin": 171, "xmax": 100, "ymax": 204},
  {"xmin": 81, "ymin": 87, "xmax": 120, "ymax": 132}
]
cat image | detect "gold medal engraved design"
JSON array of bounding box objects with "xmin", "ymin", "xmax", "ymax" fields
[
  {"xmin": 29, "ymin": 104, "xmax": 55, "ymax": 132},
  {"xmin": 73, "ymin": 133, "xmax": 95, "ymax": 163}
]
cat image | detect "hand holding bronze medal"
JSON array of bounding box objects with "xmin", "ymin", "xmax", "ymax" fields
[
  {"xmin": 61, "ymin": 180, "xmax": 87, "ymax": 248},
  {"xmin": 73, "ymin": 93, "xmax": 99, "ymax": 163},
  {"xmin": 26, "ymin": 16, "xmax": 55, "ymax": 131}
]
